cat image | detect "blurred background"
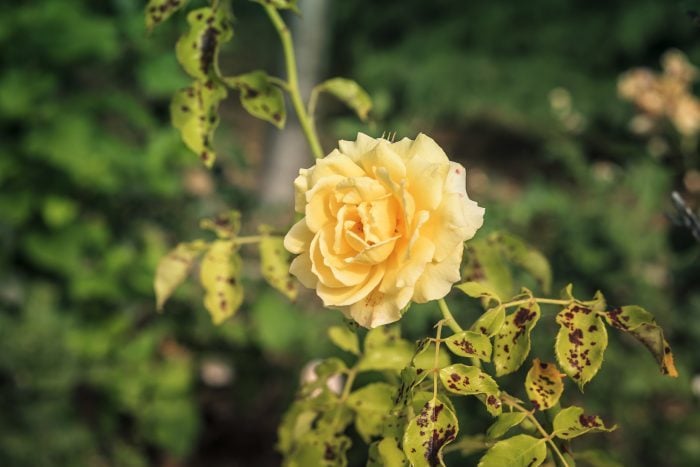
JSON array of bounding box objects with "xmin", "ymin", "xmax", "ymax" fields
[{"xmin": 0, "ymin": 0, "xmax": 699, "ymax": 465}]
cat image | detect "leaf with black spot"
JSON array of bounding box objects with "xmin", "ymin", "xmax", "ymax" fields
[
  {"xmin": 477, "ymin": 434, "xmax": 547, "ymax": 467},
  {"xmin": 145, "ymin": 0, "xmax": 188, "ymax": 32},
  {"xmin": 176, "ymin": 7, "xmax": 233, "ymax": 80},
  {"xmin": 552, "ymin": 406, "xmax": 616, "ymax": 440},
  {"xmin": 224, "ymin": 70, "xmax": 286, "ymax": 128},
  {"xmin": 492, "ymin": 301, "xmax": 541, "ymax": 376},
  {"xmin": 444, "ymin": 330, "xmax": 492, "ymax": 362},
  {"xmin": 367, "ymin": 438, "xmax": 409, "ymax": 467},
  {"xmin": 312, "ymin": 78, "xmax": 373, "ymax": 121},
  {"xmin": 154, "ymin": 239, "xmax": 208, "ymax": 310},
  {"xmin": 199, "ymin": 210, "xmax": 241, "ymax": 239},
  {"xmin": 284, "ymin": 432, "xmax": 352, "ymax": 467},
  {"xmin": 600, "ymin": 305, "xmax": 678, "ymax": 377},
  {"xmin": 259, "ymin": 225, "xmax": 297, "ymax": 300},
  {"xmin": 402, "ymin": 397, "xmax": 459, "ymax": 467},
  {"xmin": 555, "ymin": 300, "xmax": 607, "ymax": 391},
  {"xmin": 171, "ymin": 80, "xmax": 227, "ymax": 167},
  {"xmin": 525, "ymin": 359, "xmax": 564, "ymax": 410},
  {"xmin": 462, "ymin": 238, "xmax": 514, "ymax": 299},
  {"xmin": 439, "ymin": 363, "xmax": 502, "ymax": 416},
  {"xmin": 455, "ymin": 281, "xmax": 502, "ymax": 305},
  {"xmin": 470, "ymin": 305, "xmax": 506, "ymax": 337},
  {"xmin": 199, "ymin": 240, "xmax": 243, "ymax": 324}
]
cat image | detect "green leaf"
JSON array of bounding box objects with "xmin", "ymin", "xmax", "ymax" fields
[
  {"xmin": 402, "ymin": 397, "xmax": 459, "ymax": 467},
  {"xmin": 524, "ymin": 359, "xmax": 564, "ymax": 410},
  {"xmin": 313, "ymin": 78, "xmax": 372, "ymax": 121},
  {"xmin": 259, "ymin": 228, "xmax": 297, "ymax": 300},
  {"xmin": 493, "ymin": 301, "xmax": 541, "ymax": 376},
  {"xmin": 285, "ymin": 432, "xmax": 352, "ymax": 467},
  {"xmin": 327, "ymin": 325, "xmax": 360, "ymax": 356},
  {"xmin": 455, "ymin": 281, "xmax": 501, "ymax": 305},
  {"xmin": 175, "ymin": 7, "xmax": 233, "ymax": 80},
  {"xmin": 463, "ymin": 239, "xmax": 514, "ymax": 299},
  {"xmin": 486, "ymin": 412, "xmax": 528, "ymax": 439},
  {"xmin": 224, "ymin": 71, "xmax": 286, "ymax": 128},
  {"xmin": 439, "ymin": 363, "xmax": 502, "ymax": 416},
  {"xmin": 491, "ymin": 231, "xmax": 552, "ymax": 294},
  {"xmin": 358, "ymin": 326, "xmax": 414, "ymax": 372},
  {"xmin": 477, "ymin": 434, "xmax": 547, "ymax": 467},
  {"xmin": 444, "ymin": 330, "xmax": 492, "ymax": 362},
  {"xmin": 470, "ymin": 306, "xmax": 506, "ymax": 337},
  {"xmin": 347, "ymin": 383, "xmax": 394, "ymax": 443},
  {"xmin": 552, "ymin": 406, "xmax": 616, "ymax": 440},
  {"xmin": 277, "ymin": 401, "xmax": 317, "ymax": 454},
  {"xmin": 199, "ymin": 210, "xmax": 241, "ymax": 239},
  {"xmin": 367, "ymin": 438, "xmax": 408, "ymax": 467},
  {"xmin": 171, "ymin": 80, "xmax": 227, "ymax": 167},
  {"xmin": 154, "ymin": 240, "xmax": 208, "ymax": 310},
  {"xmin": 600, "ymin": 306, "xmax": 678, "ymax": 377},
  {"xmin": 145, "ymin": 0, "xmax": 188, "ymax": 32},
  {"xmin": 199, "ymin": 240, "xmax": 244, "ymax": 324},
  {"xmin": 555, "ymin": 302, "xmax": 608, "ymax": 390}
]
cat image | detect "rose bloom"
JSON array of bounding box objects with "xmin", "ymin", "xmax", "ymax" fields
[{"xmin": 284, "ymin": 133, "xmax": 484, "ymax": 328}]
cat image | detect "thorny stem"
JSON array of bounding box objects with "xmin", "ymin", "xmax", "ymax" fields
[
  {"xmin": 501, "ymin": 393, "xmax": 570, "ymax": 467},
  {"xmin": 263, "ymin": 5, "xmax": 324, "ymax": 160}
]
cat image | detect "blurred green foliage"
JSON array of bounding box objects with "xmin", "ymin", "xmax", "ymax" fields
[{"xmin": 0, "ymin": 0, "xmax": 698, "ymax": 466}]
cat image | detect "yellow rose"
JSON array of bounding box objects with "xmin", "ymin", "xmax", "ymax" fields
[{"xmin": 284, "ymin": 133, "xmax": 484, "ymax": 328}]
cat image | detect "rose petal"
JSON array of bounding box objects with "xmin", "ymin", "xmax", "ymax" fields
[
  {"xmin": 317, "ymin": 263, "xmax": 386, "ymax": 307},
  {"xmin": 284, "ymin": 219, "xmax": 314, "ymax": 254},
  {"xmin": 289, "ymin": 253, "xmax": 318, "ymax": 289},
  {"xmin": 413, "ymin": 242, "xmax": 463, "ymax": 303}
]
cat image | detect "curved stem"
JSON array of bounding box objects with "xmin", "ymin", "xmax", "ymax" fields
[
  {"xmin": 438, "ymin": 298, "xmax": 463, "ymax": 333},
  {"xmin": 263, "ymin": 5, "xmax": 324, "ymax": 160},
  {"xmin": 501, "ymin": 393, "xmax": 570, "ymax": 467},
  {"xmin": 433, "ymin": 321, "xmax": 444, "ymax": 399}
]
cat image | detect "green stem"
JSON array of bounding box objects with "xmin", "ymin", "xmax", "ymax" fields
[
  {"xmin": 438, "ymin": 298, "xmax": 463, "ymax": 333},
  {"xmin": 262, "ymin": 5, "xmax": 324, "ymax": 160},
  {"xmin": 433, "ymin": 321, "xmax": 444, "ymax": 399},
  {"xmin": 503, "ymin": 297, "xmax": 571, "ymax": 309},
  {"xmin": 501, "ymin": 394, "xmax": 570, "ymax": 467}
]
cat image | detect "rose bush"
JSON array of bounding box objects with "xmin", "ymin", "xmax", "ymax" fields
[{"xmin": 284, "ymin": 133, "xmax": 484, "ymax": 327}]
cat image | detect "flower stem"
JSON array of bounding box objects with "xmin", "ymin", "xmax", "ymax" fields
[
  {"xmin": 262, "ymin": 5, "xmax": 324, "ymax": 160},
  {"xmin": 438, "ymin": 298, "xmax": 463, "ymax": 333},
  {"xmin": 433, "ymin": 320, "xmax": 444, "ymax": 399},
  {"xmin": 501, "ymin": 393, "xmax": 570, "ymax": 467}
]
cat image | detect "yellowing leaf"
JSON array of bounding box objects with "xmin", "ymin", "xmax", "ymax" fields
[
  {"xmin": 444, "ymin": 330, "xmax": 492, "ymax": 362},
  {"xmin": 493, "ymin": 301, "xmax": 541, "ymax": 376},
  {"xmin": 200, "ymin": 240, "xmax": 244, "ymax": 324},
  {"xmin": 552, "ymin": 406, "xmax": 616, "ymax": 439},
  {"xmin": 313, "ymin": 78, "xmax": 372, "ymax": 121},
  {"xmin": 175, "ymin": 7, "xmax": 233, "ymax": 80},
  {"xmin": 224, "ymin": 71, "xmax": 286, "ymax": 128},
  {"xmin": 199, "ymin": 210, "xmax": 241, "ymax": 239},
  {"xmin": 347, "ymin": 383, "xmax": 394, "ymax": 443},
  {"xmin": 601, "ymin": 306, "xmax": 678, "ymax": 377},
  {"xmin": 327, "ymin": 325, "xmax": 360, "ymax": 356},
  {"xmin": 171, "ymin": 80, "xmax": 227, "ymax": 167},
  {"xmin": 259, "ymin": 230, "xmax": 297, "ymax": 300},
  {"xmin": 455, "ymin": 281, "xmax": 501, "ymax": 305},
  {"xmin": 439, "ymin": 363, "xmax": 502, "ymax": 416},
  {"xmin": 402, "ymin": 397, "xmax": 458, "ymax": 467},
  {"xmin": 525, "ymin": 359, "xmax": 564, "ymax": 410},
  {"xmin": 462, "ymin": 239, "xmax": 514, "ymax": 300},
  {"xmin": 555, "ymin": 302, "xmax": 608, "ymax": 390},
  {"xmin": 486, "ymin": 412, "xmax": 527, "ymax": 439},
  {"xmin": 477, "ymin": 434, "xmax": 546, "ymax": 467},
  {"xmin": 367, "ymin": 438, "xmax": 408, "ymax": 467},
  {"xmin": 154, "ymin": 240, "xmax": 208, "ymax": 310},
  {"xmin": 145, "ymin": 0, "xmax": 188, "ymax": 32},
  {"xmin": 471, "ymin": 306, "xmax": 505, "ymax": 337}
]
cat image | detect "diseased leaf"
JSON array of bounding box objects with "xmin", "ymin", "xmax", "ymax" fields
[
  {"xmin": 285, "ymin": 432, "xmax": 352, "ymax": 467},
  {"xmin": 439, "ymin": 363, "xmax": 502, "ymax": 416},
  {"xmin": 347, "ymin": 383, "xmax": 394, "ymax": 443},
  {"xmin": 491, "ymin": 231, "xmax": 552, "ymax": 294},
  {"xmin": 199, "ymin": 240, "xmax": 244, "ymax": 324},
  {"xmin": 486, "ymin": 412, "xmax": 527, "ymax": 439},
  {"xmin": 525, "ymin": 359, "xmax": 564, "ymax": 410},
  {"xmin": 471, "ymin": 305, "xmax": 506, "ymax": 337},
  {"xmin": 259, "ymin": 228, "xmax": 297, "ymax": 300},
  {"xmin": 477, "ymin": 434, "xmax": 547, "ymax": 467},
  {"xmin": 277, "ymin": 401, "xmax": 316, "ymax": 455},
  {"xmin": 145, "ymin": 0, "xmax": 188, "ymax": 31},
  {"xmin": 154, "ymin": 240, "xmax": 208, "ymax": 310},
  {"xmin": 358, "ymin": 332, "xmax": 413, "ymax": 372},
  {"xmin": 313, "ymin": 78, "xmax": 372, "ymax": 121},
  {"xmin": 601, "ymin": 306, "xmax": 678, "ymax": 377},
  {"xmin": 555, "ymin": 302, "xmax": 608, "ymax": 390},
  {"xmin": 224, "ymin": 71, "xmax": 286, "ymax": 128},
  {"xmin": 455, "ymin": 281, "xmax": 501, "ymax": 305},
  {"xmin": 175, "ymin": 7, "xmax": 233, "ymax": 80},
  {"xmin": 493, "ymin": 301, "xmax": 541, "ymax": 376},
  {"xmin": 199, "ymin": 210, "xmax": 241, "ymax": 239},
  {"xmin": 171, "ymin": 80, "xmax": 227, "ymax": 167},
  {"xmin": 462, "ymin": 239, "xmax": 514, "ymax": 299},
  {"xmin": 367, "ymin": 438, "xmax": 408, "ymax": 467},
  {"xmin": 444, "ymin": 330, "xmax": 492, "ymax": 362},
  {"xmin": 552, "ymin": 406, "xmax": 616, "ymax": 440},
  {"xmin": 327, "ymin": 325, "xmax": 359, "ymax": 356},
  {"xmin": 402, "ymin": 397, "xmax": 458, "ymax": 467}
]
